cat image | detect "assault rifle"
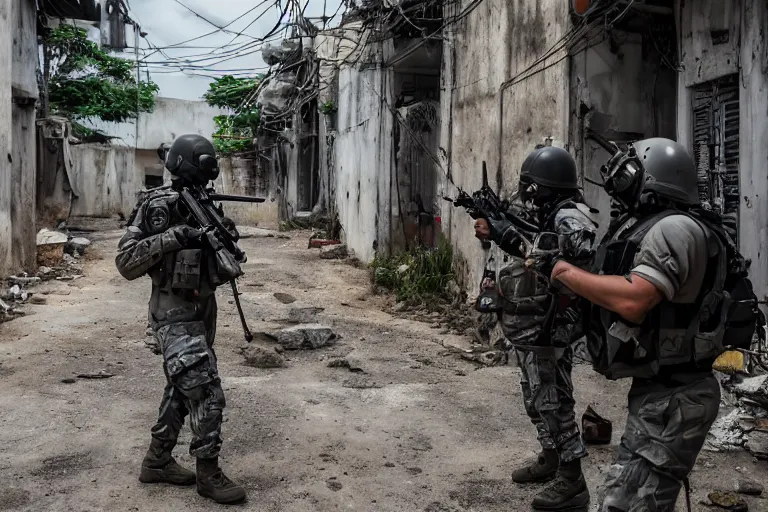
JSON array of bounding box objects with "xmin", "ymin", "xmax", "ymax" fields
[
  {"xmin": 172, "ymin": 180, "xmax": 265, "ymax": 343},
  {"xmin": 443, "ymin": 161, "xmax": 549, "ymax": 260}
]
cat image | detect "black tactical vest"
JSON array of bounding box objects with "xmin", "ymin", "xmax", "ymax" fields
[{"xmin": 585, "ymin": 210, "xmax": 727, "ymax": 380}]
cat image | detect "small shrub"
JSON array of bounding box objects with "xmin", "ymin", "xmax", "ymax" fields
[{"xmin": 371, "ymin": 241, "xmax": 454, "ymax": 303}]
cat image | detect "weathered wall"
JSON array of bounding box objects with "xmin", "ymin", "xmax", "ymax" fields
[
  {"xmin": 334, "ymin": 42, "xmax": 396, "ymax": 263},
  {"xmin": 69, "ymin": 144, "xmax": 138, "ymax": 218},
  {"xmin": 441, "ymin": 0, "xmax": 571, "ymax": 289},
  {"xmin": 0, "ymin": 1, "xmax": 12, "ymax": 275},
  {"xmin": 571, "ymin": 32, "xmax": 677, "ymax": 236},
  {"xmin": 0, "ymin": 0, "xmax": 39, "ymax": 274},
  {"xmin": 676, "ymin": 0, "xmax": 768, "ymax": 303},
  {"xmin": 82, "ymin": 98, "xmax": 226, "ymax": 150},
  {"xmin": 214, "ymin": 156, "xmax": 280, "ymax": 229}
]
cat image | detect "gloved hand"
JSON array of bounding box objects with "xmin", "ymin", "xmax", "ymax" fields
[
  {"xmin": 170, "ymin": 225, "xmax": 204, "ymax": 246},
  {"xmin": 220, "ymin": 216, "xmax": 240, "ymax": 242}
]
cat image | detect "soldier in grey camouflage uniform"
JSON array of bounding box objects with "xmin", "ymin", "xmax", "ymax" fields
[
  {"xmin": 116, "ymin": 135, "xmax": 246, "ymax": 505},
  {"xmin": 476, "ymin": 146, "xmax": 597, "ymax": 511},
  {"xmin": 551, "ymin": 138, "xmax": 741, "ymax": 511}
]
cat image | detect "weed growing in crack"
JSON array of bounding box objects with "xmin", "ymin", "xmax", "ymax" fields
[{"xmin": 371, "ymin": 241, "xmax": 454, "ymax": 304}]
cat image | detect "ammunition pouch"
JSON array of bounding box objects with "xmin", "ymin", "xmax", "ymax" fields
[{"xmin": 172, "ymin": 249, "xmax": 203, "ymax": 290}]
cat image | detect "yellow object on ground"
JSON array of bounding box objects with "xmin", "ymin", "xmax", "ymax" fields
[{"xmin": 713, "ymin": 350, "xmax": 745, "ymax": 374}]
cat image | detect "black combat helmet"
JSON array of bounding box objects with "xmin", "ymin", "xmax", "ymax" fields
[
  {"xmin": 164, "ymin": 134, "xmax": 219, "ymax": 186},
  {"xmin": 632, "ymin": 138, "xmax": 699, "ymax": 206},
  {"xmin": 520, "ymin": 146, "xmax": 579, "ymax": 202}
]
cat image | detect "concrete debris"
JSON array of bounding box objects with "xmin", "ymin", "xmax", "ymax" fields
[
  {"xmin": 746, "ymin": 431, "xmax": 768, "ymax": 460},
  {"xmin": 65, "ymin": 237, "xmax": 92, "ymax": 256},
  {"xmin": 8, "ymin": 275, "xmax": 41, "ymax": 286},
  {"xmin": 238, "ymin": 227, "xmax": 290, "ymax": 240},
  {"xmin": 268, "ymin": 324, "xmax": 337, "ymax": 350},
  {"xmin": 239, "ymin": 345, "xmax": 287, "ymax": 369},
  {"xmin": 320, "ymin": 243, "xmax": 348, "ymax": 259},
  {"xmin": 707, "ymin": 409, "xmax": 748, "ymax": 452},
  {"xmin": 274, "ymin": 292, "xmax": 297, "ymax": 304},
  {"xmin": 708, "ymin": 491, "xmax": 748, "ymax": 511},
  {"xmin": 730, "ymin": 375, "xmax": 768, "ymax": 402},
  {"xmin": 327, "ymin": 358, "xmax": 365, "ymax": 373},
  {"xmin": 36, "ymin": 228, "xmax": 68, "ymax": 245},
  {"xmin": 77, "ymin": 370, "xmax": 114, "ymax": 379},
  {"xmin": 735, "ymin": 479, "xmax": 764, "ymax": 496},
  {"xmin": 288, "ymin": 307, "xmax": 324, "ymax": 324}
]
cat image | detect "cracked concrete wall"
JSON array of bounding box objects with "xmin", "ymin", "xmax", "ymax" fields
[
  {"xmin": 334, "ymin": 40, "xmax": 396, "ymax": 263},
  {"xmin": 0, "ymin": 1, "xmax": 12, "ymax": 275},
  {"xmin": 440, "ymin": 0, "xmax": 570, "ymax": 290},
  {"xmin": 1, "ymin": 0, "xmax": 38, "ymax": 275},
  {"xmin": 69, "ymin": 144, "xmax": 138, "ymax": 218}
]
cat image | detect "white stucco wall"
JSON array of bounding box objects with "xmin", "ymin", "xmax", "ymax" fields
[
  {"xmin": 69, "ymin": 144, "xmax": 139, "ymax": 218},
  {"xmin": 334, "ymin": 44, "xmax": 395, "ymax": 263},
  {"xmin": 440, "ymin": 0, "xmax": 571, "ymax": 289},
  {"xmin": 0, "ymin": 1, "xmax": 13, "ymax": 274},
  {"xmin": 82, "ymin": 97, "xmax": 227, "ymax": 149},
  {"xmin": 676, "ymin": 0, "xmax": 768, "ymax": 303}
]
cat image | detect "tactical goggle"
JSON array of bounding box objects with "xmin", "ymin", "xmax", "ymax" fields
[{"xmin": 600, "ymin": 144, "xmax": 645, "ymax": 209}]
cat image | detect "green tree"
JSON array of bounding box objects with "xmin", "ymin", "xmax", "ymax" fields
[
  {"xmin": 41, "ymin": 24, "xmax": 159, "ymax": 125},
  {"xmin": 203, "ymin": 75, "xmax": 262, "ymax": 154}
]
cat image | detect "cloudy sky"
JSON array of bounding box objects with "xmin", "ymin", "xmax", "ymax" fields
[{"xmin": 122, "ymin": 0, "xmax": 344, "ymax": 100}]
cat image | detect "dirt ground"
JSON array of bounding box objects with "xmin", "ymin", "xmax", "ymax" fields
[{"xmin": 1, "ymin": 229, "xmax": 767, "ymax": 512}]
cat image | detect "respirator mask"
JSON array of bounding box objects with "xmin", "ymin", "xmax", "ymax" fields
[{"xmin": 600, "ymin": 143, "xmax": 645, "ymax": 212}]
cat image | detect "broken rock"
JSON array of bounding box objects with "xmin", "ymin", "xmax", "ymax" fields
[
  {"xmin": 273, "ymin": 292, "xmax": 297, "ymax": 304},
  {"xmin": 319, "ymin": 243, "xmax": 347, "ymax": 260},
  {"xmin": 239, "ymin": 345, "xmax": 286, "ymax": 369},
  {"xmin": 65, "ymin": 237, "xmax": 92, "ymax": 256},
  {"xmin": 269, "ymin": 324, "xmax": 337, "ymax": 350},
  {"xmin": 735, "ymin": 479, "xmax": 763, "ymax": 496},
  {"xmin": 288, "ymin": 307, "xmax": 324, "ymax": 323},
  {"xmin": 36, "ymin": 228, "xmax": 68, "ymax": 245},
  {"xmin": 746, "ymin": 430, "xmax": 768, "ymax": 459}
]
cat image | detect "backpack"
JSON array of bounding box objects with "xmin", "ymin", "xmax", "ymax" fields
[{"xmin": 691, "ymin": 208, "xmax": 766, "ymax": 352}]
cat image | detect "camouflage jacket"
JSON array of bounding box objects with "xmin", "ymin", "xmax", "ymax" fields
[{"xmin": 498, "ymin": 202, "xmax": 598, "ymax": 347}]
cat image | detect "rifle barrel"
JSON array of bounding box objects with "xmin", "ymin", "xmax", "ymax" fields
[{"xmin": 208, "ymin": 193, "xmax": 266, "ymax": 203}]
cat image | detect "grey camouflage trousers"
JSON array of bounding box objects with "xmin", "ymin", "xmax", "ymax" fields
[
  {"xmin": 598, "ymin": 373, "xmax": 720, "ymax": 511},
  {"xmin": 150, "ymin": 311, "xmax": 225, "ymax": 460},
  {"xmin": 516, "ymin": 344, "xmax": 587, "ymax": 463}
]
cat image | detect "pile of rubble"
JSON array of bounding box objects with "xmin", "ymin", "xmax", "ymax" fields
[
  {"xmin": 1, "ymin": 229, "xmax": 90, "ymax": 323},
  {"xmin": 707, "ymin": 374, "xmax": 768, "ymax": 460}
]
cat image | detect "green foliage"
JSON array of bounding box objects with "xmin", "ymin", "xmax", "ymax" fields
[
  {"xmin": 372, "ymin": 241, "xmax": 454, "ymax": 303},
  {"xmin": 204, "ymin": 75, "xmax": 263, "ymax": 155},
  {"xmin": 44, "ymin": 24, "xmax": 159, "ymax": 123},
  {"xmin": 319, "ymin": 100, "xmax": 337, "ymax": 115}
]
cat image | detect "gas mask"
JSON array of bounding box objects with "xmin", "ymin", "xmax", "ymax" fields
[{"xmin": 600, "ymin": 143, "xmax": 645, "ymax": 212}]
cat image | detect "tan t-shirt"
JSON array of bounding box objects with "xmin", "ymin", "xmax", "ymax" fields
[{"xmin": 629, "ymin": 214, "xmax": 711, "ymax": 303}]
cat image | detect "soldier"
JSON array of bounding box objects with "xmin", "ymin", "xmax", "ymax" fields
[
  {"xmin": 550, "ymin": 138, "xmax": 759, "ymax": 510},
  {"xmin": 116, "ymin": 134, "xmax": 246, "ymax": 505},
  {"xmin": 475, "ymin": 145, "xmax": 597, "ymax": 511}
]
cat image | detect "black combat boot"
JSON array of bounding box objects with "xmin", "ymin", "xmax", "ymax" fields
[
  {"xmin": 138, "ymin": 439, "xmax": 196, "ymax": 486},
  {"xmin": 532, "ymin": 459, "xmax": 589, "ymax": 511},
  {"xmin": 511, "ymin": 449, "xmax": 559, "ymax": 484},
  {"xmin": 196, "ymin": 457, "xmax": 247, "ymax": 504}
]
